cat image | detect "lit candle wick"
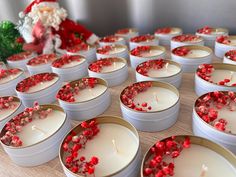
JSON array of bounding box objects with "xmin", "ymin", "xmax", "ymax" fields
[
  {"xmin": 230, "ymin": 71, "xmax": 234, "ymax": 81},
  {"xmin": 113, "ymin": 62, "xmax": 117, "ymax": 69},
  {"xmin": 31, "ymin": 125, "xmax": 47, "ymax": 135},
  {"xmin": 40, "ymin": 82, "xmax": 44, "ymax": 85},
  {"xmin": 200, "ymin": 164, "xmax": 208, "ymax": 177},
  {"xmin": 165, "ymin": 63, "xmax": 169, "ymax": 71},
  {"xmin": 153, "ymin": 92, "xmax": 158, "ymax": 103},
  {"xmin": 112, "ymin": 139, "xmax": 119, "ymax": 153}
]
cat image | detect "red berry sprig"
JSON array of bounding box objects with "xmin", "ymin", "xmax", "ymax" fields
[
  {"xmin": 155, "ymin": 27, "xmax": 172, "ymax": 34},
  {"xmin": 195, "ymin": 91, "xmax": 236, "ymax": 132},
  {"xmin": 62, "ymin": 120, "xmax": 99, "ymax": 175},
  {"xmin": 197, "ymin": 26, "xmax": 213, "ymax": 34},
  {"xmin": 121, "ymin": 82, "xmax": 153, "ymax": 111},
  {"xmin": 130, "ymin": 46, "xmax": 151, "ymax": 56},
  {"xmin": 225, "ymin": 50, "xmax": 236, "ymax": 61},
  {"xmin": 0, "ymin": 96, "xmax": 17, "ymax": 110},
  {"xmin": 130, "ymin": 35, "xmax": 155, "ymax": 43},
  {"xmin": 216, "ymin": 35, "xmax": 231, "ymax": 44},
  {"xmin": 172, "ymin": 34, "xmax": 201, "ymax": 42},
  {"xmin": 196, "ymin": 64, "xmax": 236, "ymax": 86},
  {"xmin": 97, "ymin": 45, "xmax": 113, "ymax": 54},
  {"xmin": 136, "ymin": 59, "xmax": 166, "ymax": 76},
  {"xmin": 0, "ymin": 102, "xmax": 52, "ymax": 147},
  {"xmin": 143, "ymin": 136, "xmax": 191, "ymax": 177},
  {"xmin": 99, "ymin": 35, "xmax": 121, "ymax": 42},
  {"xmin": 52, "ymin": 55, "xmax": 82, "ymax": 68},
  {"xmin": 7, "ymin": 51, "xmax": 33, "ymax": 61},
  {"xmin": 0, "ymin": 68, "xmax": 21, "ymax": 81},
  {"xmin": 16, "ymin": 73, "xmax": 56, "ymax": 92},
  {"xmin": 27, "ymin": 53, "xmax": 57, "ymax": 66},
  {"xmin": 67, "ymin": 43, "xmax": 89, "ymax": 53},
  {"xmin": 89, "ymin": 58, "xmax": 113, "ymax": 73},
  {"xmin": 56, "ymin": 78, "xmax": 98, "ymax": 102},
  {"xmin": 172, "ymin": 47, "xmax": 190, "ymax": 56}
]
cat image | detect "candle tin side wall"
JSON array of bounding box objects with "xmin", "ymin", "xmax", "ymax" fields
[
  {"xmin": 171, "ymin": 45, "xmax": 213, "ymax": 72},
  {"xmin": 0, "ymin": 69, "xmax": 25, "ymax": 97},
  {"xmin": 120, "ymin": 81, "xmax": 180, "ymax": 132},
  {"xmin": 58, "ymin": 78, "xmax": 111, "ymax": 121},
  {"xmin": 155, "ymin": 28, "xmax": 183, "ymax": 46},
  {"xmin": 129, "ymin": 38, "xmax": 159, "ymax": 50},
  {"xmin": 194, "ymin": 63, "xmax": 236, "ymax": 96},
  {"xmin": 135, "ymin": 60, "xmax": 183, "ymax": 88},
  {"xmin": 59, "ymin": 116, "xmax": 141, "ymax": 177},
  {"xmin": 0, "ymin": 104, "xmax": 71, "ymax": 167},
  {"xmin": 27, "ymin": 62, "xmax": 53, "ymax": 76},
  {"xmin": 215, "ymin": 36, "xmax": 236, "ymax": 58},
  {"xmin": 51, "ymin": 58, "xmax": 88, "ymax": 82},
  {"xmin": 170, "ymin": 39, "xmax": 204, "ymax": 50},
  {"xmin": 88, "ymin": 58, "xmax": 129, "ymax": 87}
]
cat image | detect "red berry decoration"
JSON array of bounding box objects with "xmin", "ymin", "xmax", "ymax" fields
[
  {"xmin": 7, "ymin": 51, "xmax": 33, "ymax": 61},
  {"xmin": 27, "ymin": 53, "xmax": 57, "ymax": 66},
  {"xmin": 62, "ymin": 120, "xmax": 100, "ymax": 176},
  {"xmin": 195, "ymin": 91, "xmax": 236, "ymax": 133},
  {"xmin": 172, "ymin": 47, "xmax": 190, "ymax": 56},
  {"xmin": 172, "ymin": 34, "xmax": 201, "ymax": 42},
  {"xmin": 52, "ymin": 55, "xmax": 82, "ymax": 68},
  {"xmin": 0, "ymin": 102, "xmax": 52, "ymax": 147},
  {"xmin": 130, "ymin": 35, "xmax": 155, "ymax": 43},
  {"xmin": 99, "ymin": 35, "xmax": 121, "ymax": 42},
  {"xmin": 67, "ymin": 42, "xmax": 89, "ymax": 53},
  {"xmin": 130, "ymin": 46, "xmax": 151, "ymax": 56},
  {"xmin": 216, "ymin": 35, "xmax": 231, "ymax": 44},
  {"xmin": 97, "ymin": 45, "xmax": 114, "ymax": 54},
  {"xmin": 0, "ymin": 68, "xmax": 21, "ymax": 81},
  {"xmin": 89, "ymin": 58, "xmax": 113, "ymax": 73},
  {"xmin": 225, "ymin": 50, "xmax": 236, "ymax": 61},
  {"xmin": 143, "ymin": 136, "xmax": 191, "ymax": 177},
  {"xmin": 155, "ymin": 27, "xmax": 172, "ymax": 34},
  {"xmin": 0, "ymin": 96, "xmax": 16, "ymax": 110},
  {"xmin": 136, "ymin": 59, "xmax": 166, "ymax": 76},
  {"xmin": 197, "ymin": 26, "xmax": 213, "ymax": 34}
]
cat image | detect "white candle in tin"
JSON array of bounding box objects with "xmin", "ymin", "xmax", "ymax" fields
[
  {"xmin": 168, "ymin": 144, "xmax": 236, "ymax": 177},
  {"xmin": 147, "ymin": 63, "xmax": 181, "ymax": 77},
  {"xmin": 100, "ymin": 61, "xmax": 125, "ymax": 73},
  {"xmin": 210, "ymin": 70, "xmax": 236, "ymax": 85},
  {"xmin": 74, "ymin": 84, "xmax": 107, "ymax": 102},
  {"xmin": 0, "ymin": 102, "xmax": 20, "ymax": 121},
  {"xmin": 61, "ymin": 60, "xmax": 84, "ymax": 68},
  {"xmin": 17, "ymin": 109, "xmax": 66, "ymax": 147},
  {"xmin": 0, "ymin": 71, "xmax": 23, "ymax": 84},
  {"xmin": 26, "ymin": 77, "xmax": 59, "ymax": 93},
  {"xmin": 133, "ymin": 86, "xmax": 178, "ymax": 111},
  {"xmin": 185, "ymin": 49, "xmax": 210, "ymax": 58},
  {"xmin": 139, "ymin": 49, "xmax": 164, "ymax": 57},
  {"xmin": 78, "ymin": 123, "xmax": 139, "ymax": 176}
]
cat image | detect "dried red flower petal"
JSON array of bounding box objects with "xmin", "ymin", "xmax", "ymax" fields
[
  {"xmin": 172, "ymin": 34, "xmax": 201, "ymax": 42},
  {"xmin": 0, "ymin": 68, "xmax": 21, "ymax": 81},
  {"xmin": 155, "ymin": 27, "xmax": 172, "ymax": 34},
  {"xmin": 27, "ymin": 53, "xmax": 57, "ymax": 66},
  {"xmin": 130, "ymin": 46, "xmax": 151, "ymax": 56},
  {"xmin": 52, "ymin": 55, "xmax": 82, "ymax": 68},
  {"xmin": 7, "ymin": 51, "xmax": 33, "ymax": 61},
  {"xmin": 216, "ymin": 35, "xmax": 231, "ymax": 44},
  {"xmin": 67, "ymin": 42, "xmax": 89, "ymax": 53},
  {"xmin": 89, "ymin": 58, "xmax": 113, "ymax": 73},
  {"xmin": 197, "ymin": 26, "xmax": 213, "ymax": 34},
  {"xmin": 225, "ymin": 50, "xmax": 236, "ymax": 61},
  {"xmin": 172, "ymin": 47, "xmax": 190, "ymax": 56},
  {"xmin": 130, "ymin": 35, "xmax": 155, "ymax": 43},
  {"xmin": 99, "ymin": 35, "xmax": 121, "ymax": 42}
]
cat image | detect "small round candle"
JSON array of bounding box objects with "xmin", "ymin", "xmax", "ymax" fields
[
  {"xmin": 96, "ymin": 45, "xmax": 129, "ymax": 60},
  {"xmin": 115, "ymin": 28, "xmax": 139, "ymax": 42},
  {"xmin": 215, "ymin": 35, "xmax": 236, "ymax": 58},
  {"xmin": 99, "ymin": 35, "xmax": 126, "ymax": 47},
  {"xmin": 60, "ymin": 116, "xmax": 141, "ymax": 177},
  {"xmin": 135, "ymin": 59, "xmax": 182, "ymax": 88},
  {"xmin": 88, "ymin": 57, "xmax": 128, "ymax": 87},
  {"xmin": 224, "ymin": 50, "xmax": 236, "ymax": 65},
  {"xmin": 129, "ymin": 34, "xmax": 159, "ymax": 50}
]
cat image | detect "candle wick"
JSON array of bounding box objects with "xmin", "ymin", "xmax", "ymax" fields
[
  {"xmin": 230, "ymin": 71, "xmax": 234, "ymax": 81},
  {"xmin": 112, "ymin": 139, "xmax": 119, "ymax": 153},
  {"xmin": 113, "ymin": 62, "xmax": 116, "ymax": 68},
  {"xmin": 165, "ymin": 63, "xmax": 169, "ymax": 71},
  {"xmin": 153, "ymin": 92, "xmax": 158, "ymax": 103},
  {"xmin": 200, "ymin": 164, "xmax": 208, "ymax": 177},
  {"xmin": 32, "ymin": 125, "xmax": 47, "ymax": 135},
  {"xmin": 40, "ymin": 82, "xmax": 44, "ymax": 85}
]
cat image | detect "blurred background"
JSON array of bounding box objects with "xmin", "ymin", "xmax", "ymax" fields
[{"xmin": 0, "ymin": 0, "xmax": 235, "ymax": 36}]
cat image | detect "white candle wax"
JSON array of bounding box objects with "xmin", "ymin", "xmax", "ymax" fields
[
  {"xmin": 140, "ymin": 49, "xmax": 163, "ymax": 57},
  {"xmin": 100, "ymin": 61, "xmax": 125, "ymax": 73},
  {"xmin": 26, "ymin": 77, "xmax": 59, "ymax": 93},
  {"xmin": 211, "ymin": 70, "xmax": 236, "ymax": 85},
  {"xmin": 109, "ymin": 47, "xmax": 125, "ymax": 54},
  {"xmin": 61, "ymin": 60, "xmax": 84, "ymax": 68},
  {"xmin": 0, "ymin": 102, "xmax": 20, "ymax": 121},
  {"xmin": 186, "ymin": 50, "xmax": 210, "ymax": 58},
  {"xmin": 78, "ymin": 123, "xmax": 139, "ymax": 176},
  {"xmin": 17, "ymin": 110, "xmax": 66, "ymax": 147},
  {"xmin": 133, "ymin": 87, "xmax": 178, "ymax": 111},
  {"xmin": 0, "ymin": 71, "xmax": 22, "ymax": 84},
  {"xmin": 166, "ymin": 144, "xmax": 236, "ymax": 177},
  {"xmin": 147, "ymin": 64, "xmax": 181, "ymax": 77},
  {"xmin": 74, "ymin": 84, "xmax": 107, "ymax": 102},
  {"xmin": 230, "ymin": 39, "xmax": 236, "ymax": 46}
]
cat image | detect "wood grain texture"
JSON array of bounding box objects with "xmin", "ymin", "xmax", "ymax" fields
[{"xmin": 0, "ymin": 48, "xmax": 221, "ymax": 177}]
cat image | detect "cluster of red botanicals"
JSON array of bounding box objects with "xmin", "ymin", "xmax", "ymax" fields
[
  {"xmin": 97, "ymin": 46, "xmax": 113, "ymax": 54},
  {"xmin": 195, "ymin": 91, "xmax": 236, "ymax": 132},
  {"xmin": 197, "ymin": 64, "xmax": 236, "ymax": 86},
  {"xmin": 100, "ymin": 35, "xmax": 120, "ymax": 42},
  {"xmin": 172, "ymin": 34, "xmax": 201, "ymax": 42},
  {"xmin": 0, "ymin": 102, "xmax": 52, "ymax": 147},
  {"xmin": 7, "ymin": 51, "xmax": 32, "ymax": 61},
  {"xmin": 27, "ymin": 53, "xmax": 57, "ymax": 66},
  {"xmin": 0, "ymin": 96, "xmax": 16, "ymax": 110},
  {"xmin": 225, "ymin": 50, "xmax": 236, "ymax": 61},
  {"xmin": 89, "ymin": 58, "xmax": 113, "ymax": 73},
  {"xmin": 16, "ymin": 73, "xmax": 56, "ymax": 92},
  {"xmin": 136, "ymin": 59, "xmax": 166, "ymax": 76},
  {"xmin": 62, "ymin": 120, "xmax": 99, "ymax": 175},
  {"xmin": 116, "ymin": 28, "xmax": 131, "ymax": 34},
  {"xmin": 52, "ymin": 55, "xmax": 82, "ymax": 68},
  {"xmin": 57, "ymin": 78, "xmax": 98, "ymax": 102},
  {"xmin": 172, "ymin": 47, "xmax": 190, "ymax": 56},
  {"xmin": 121, "ymin": 81, "xmax": 153, "ymax": 111},
  {"xmin": 143, "ymin": 136, "xmax": 191, "ymax": 177},
  {"xmin": 67, "ymin": 43, "xmax": 89, "ymax": 53},
  {"xmin": 130, "ymin": 46, "xmax": 151, "ymax": 56},
  {"xmin": 216, "ymin": 35, "xmax": 231, "ymax": 44},
  {"xmin": 0, "ymin": 68, "xmax": 21, "ymax": 80},
  {"xmin": 155, "ymin": 27, "xmax": 172, "ymax": 34},
  {"xmin": 197, "ymin": 26, "xmax": 213, "ymax": 34},
  {"xmin": 130, "ymin": 35, "xmax": 155, "ymax": 43}
]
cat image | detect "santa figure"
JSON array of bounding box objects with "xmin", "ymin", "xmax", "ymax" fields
[{"xmin": 18, "ymin": 0, "xmax": 99, "ymax": 54}]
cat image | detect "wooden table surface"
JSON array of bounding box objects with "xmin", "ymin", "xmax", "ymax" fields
[{"xmin": 0, "ymin": 48, "xmax": 221, "ymax": 177}]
